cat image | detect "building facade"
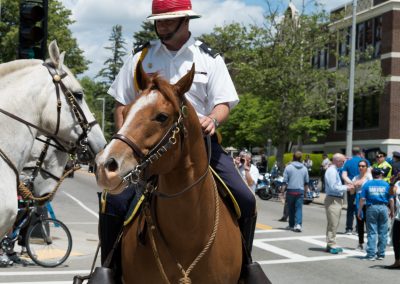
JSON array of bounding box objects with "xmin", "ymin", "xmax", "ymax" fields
[{"xmin": 303, "ymin": 0, "xmax": 400, "ymax": 156}]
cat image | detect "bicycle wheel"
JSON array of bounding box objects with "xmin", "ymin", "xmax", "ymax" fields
[{"xmin": 25, "ymin": 218, "xmax": 72, "ymax": 267}]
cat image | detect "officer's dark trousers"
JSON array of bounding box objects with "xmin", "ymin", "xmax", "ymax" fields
[
  {"xmin": 207, "ymin": 135, "xmax": 257, "ymax": 254},
  {"xmin": 208, "ymin": 136, "xmax": 256, "ymax": 219}
]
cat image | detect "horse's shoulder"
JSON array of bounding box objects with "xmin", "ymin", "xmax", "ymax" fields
[
  {"xmin": 195, "ymin": 40, "xmax": 220, "ymax": 59},
  {"xmin": 132, "ymin": 41, "xmax": 151, "ymax": 56}
]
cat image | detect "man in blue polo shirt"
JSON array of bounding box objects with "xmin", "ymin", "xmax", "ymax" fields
[
  {"xmin": 342, "ymin": 147, "xmax": 370, "ymax": 234},
  {"xmin": 358, "ymin": 168, "xmax": 394, "ymax": 260}
]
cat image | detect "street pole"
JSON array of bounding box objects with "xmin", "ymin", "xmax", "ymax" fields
[
  {"xmin": 346, "ymin": 0, "xmax": 357, "ymax": 157},
  {"xmin": 96, "ymin": 97, "xmax": 105, "ymax": 133}
]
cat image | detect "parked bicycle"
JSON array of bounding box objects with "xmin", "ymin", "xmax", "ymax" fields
[{"xmin": 0, "ymin": 201, "xmax": 72, "ymax": 268}]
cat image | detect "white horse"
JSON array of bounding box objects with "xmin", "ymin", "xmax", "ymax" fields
[{"xmin": 0, "ymin": 41, "xmax": 107, "ymax": 237}]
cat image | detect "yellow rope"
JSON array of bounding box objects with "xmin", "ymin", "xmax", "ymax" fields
[
  {"xmin": 18, "ymin": 165, "xmax": 81, "ymax": 205},
  {"xmin": 146, "ymin": 171, "xmax": 220, "ymax": 283}
]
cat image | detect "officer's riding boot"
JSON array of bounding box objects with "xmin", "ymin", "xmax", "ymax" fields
[
  {"xmin": 99, "ymin": 212, "xmax": 123, "ymax": 266},
  {"xmin": 98, "ymin": 211, "xmax": 124, "ymax": 284},
  {"xmin": 240, "ymin": 214, "xmax": 272, "ymax": 284},
  {"xmin": 240, "ymin": 214, "xmax": 257, "ymax": 257}
]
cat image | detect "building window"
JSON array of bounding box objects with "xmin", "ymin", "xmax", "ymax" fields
[
  {"xmin": 374, "ymin": 16, "xmax": 382, "ymax": 57},
  {"xmin": 336, "ymin": 92, "xmax": 380, "ymax": 131},
  {"xmin": 357, "ymin": 22, "xmax": 366, "ymax": 52},
  {"xmin": 320, "ymin": 49, "xmax": 327, "ymax": 69},
  {"xmin": 365, "ymin": 19, "xmax": 373, "ymax": 48}
]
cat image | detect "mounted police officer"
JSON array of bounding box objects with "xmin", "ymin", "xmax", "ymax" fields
[{"xmin": 100, "ymin": 0, "xmax": 259, "ymax": 281}]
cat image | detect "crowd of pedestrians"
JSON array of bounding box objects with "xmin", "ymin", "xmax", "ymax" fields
[{"xmin": 277, "ymin": 148, "xmax": 400, "ymax": 267}]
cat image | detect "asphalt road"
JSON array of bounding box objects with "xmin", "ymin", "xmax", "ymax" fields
[{"xmin": 0, "ymin": 169, "xmax": 399, "ymax": 284}]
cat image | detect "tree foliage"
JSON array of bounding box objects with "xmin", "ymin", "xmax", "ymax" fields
[
  {"xmin": 80, "ymin": 77, "xmax": 113, "ymax": 142},
  {"xmin": 97, "ymin": 24, "xmax": 127, "ymax": 85},
  {"xmin": 199, "ymin": 4, "xmax": 335, "ymax": 167},
  {"xmin": 198, "ymin": 0, "xmax": 387, "ymax": 168},
  {"xmin": 0, "ymin": 0, "xmax": 89, "ymax": 74},
  {"xmin": 133, "ymin": 21, "xmax": 157, "ymax": 49}
]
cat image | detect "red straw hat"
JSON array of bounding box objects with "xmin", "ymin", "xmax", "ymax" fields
[{"xmin": 147, "ymin": 0, "xmax": 201, "ymax": 20}]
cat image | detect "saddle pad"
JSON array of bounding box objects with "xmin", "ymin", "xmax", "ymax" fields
[{"xmin": 209, "ymin": 166, "xmax": 241, "ymax": 219}]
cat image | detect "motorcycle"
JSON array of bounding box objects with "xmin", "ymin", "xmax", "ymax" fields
[
  {"xmin": 255, "ymin": 173, "xmax": 271, "ymax": 200},
  {"xmin": 303, "ymin": 178, "xmax": 320, "ymax": 205},
  {"xmin": 256, "ymin": 172, "xmax": 284, "ymax": 201}
]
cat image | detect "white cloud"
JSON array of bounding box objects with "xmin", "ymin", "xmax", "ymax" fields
[{"xmin": 62, "ymin": 0, "xmax": 349, "ymax": 78}]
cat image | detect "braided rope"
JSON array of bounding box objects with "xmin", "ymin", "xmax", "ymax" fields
[
  {"xmin": 18, "ymin": 165, "xmax": 81, "ymax": 204},
  {"xmin": 178, "ymin": 175, "xmax": 220, "ymax": 282},
  {"xmin": 146, "ymin": 171, "xmax": 220, "ymax": 284}
]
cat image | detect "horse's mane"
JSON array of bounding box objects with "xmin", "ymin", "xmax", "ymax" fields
[{"xmin": 0, "ymin": 59, "xmax": 42, "ymax": 78}]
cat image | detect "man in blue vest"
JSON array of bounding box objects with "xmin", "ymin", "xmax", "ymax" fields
[{"xmin": 358, "ymin": 168, "xmax": 395, "ymax": 260}]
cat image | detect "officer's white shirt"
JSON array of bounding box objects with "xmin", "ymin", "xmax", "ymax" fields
[{"xmin": 108, "ymin": 35, "xmax": 239, "ymax": 118}]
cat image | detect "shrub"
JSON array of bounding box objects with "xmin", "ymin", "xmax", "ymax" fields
[{"xmin": 267, "ymin": 153, "xmax": 333, "ymax": 177}]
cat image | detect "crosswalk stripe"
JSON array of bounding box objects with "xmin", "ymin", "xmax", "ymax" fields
[
  {"xmin": 253, "ymin": 240, "xmax": 308, "ymax": 260},
  {"xmin": 0, "ymin": 270, "xmax": 90, "ymax": 276},
  {"xmin": 1, "ymin": 282, "xmax": 80, "ymax": 284}
]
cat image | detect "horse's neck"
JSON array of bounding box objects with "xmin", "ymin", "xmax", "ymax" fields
[
  {"xmin": 0, "ymin": 65, "xmax": 49, "ymax": 170},
  {"xmin": 156, "ymin": 126, "xmax": 215, "ymax": 238}
]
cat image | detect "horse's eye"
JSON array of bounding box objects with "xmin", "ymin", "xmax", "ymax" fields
[
  {"xmin": 155, "ymin": 113, "xmax": 168, "ymax": 123},
  {"xmin": 73, "ymin": 91, "xmax": 83, "ymax": 100}
]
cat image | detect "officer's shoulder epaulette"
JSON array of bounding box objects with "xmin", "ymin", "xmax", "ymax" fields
[
  {"xmin": 132, "ymin": 41, "xmax": 151, "ymax": 55},
  {"xmin": 196, "ymin": 41, "xmax": 220, "ymax": 58}
]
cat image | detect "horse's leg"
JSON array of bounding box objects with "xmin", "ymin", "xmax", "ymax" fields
[{"xmin": 0, "ymin": 171, "xmax": 18, "ymax": 237}]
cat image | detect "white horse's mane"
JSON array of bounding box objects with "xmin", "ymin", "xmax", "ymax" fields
[{"xmin": 0, "ymin": 59, "xmax": 42, "ymax": 78}]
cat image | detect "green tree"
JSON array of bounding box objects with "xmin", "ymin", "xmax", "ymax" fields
[
  {"xmin": 47, "ymin": 0, "xmax": 90, "ymax": 74},
  {"xmin": 80, "ymin": 77, "xmax": 114, "ymax": 141},
  {"xmin": 97, "ymin": 24, "xmax": 127, "ymax": 85},
  {"xmin": 0, "ymin": 0, "xmax": 89, "ymax": 74},
  {"xmin": 199, "ymin": 2, "xmax": 336, "ymax": 168},
  {"xmin": 0, "ymin": 0, "xmax": 19, "ymax": 62},
  {"xmin": 132, "ymin": 21, "xmax": 157, "ymax": 50}
]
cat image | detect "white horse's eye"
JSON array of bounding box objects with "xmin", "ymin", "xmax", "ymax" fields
[{"xmin": 73, "ymin": 91, "xmax": 84, "ymax": 100}]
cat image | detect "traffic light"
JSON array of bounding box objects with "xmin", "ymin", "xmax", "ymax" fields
[{"xmin": 18, "ymin": 0, "xmax": 48, "ymax": 59}]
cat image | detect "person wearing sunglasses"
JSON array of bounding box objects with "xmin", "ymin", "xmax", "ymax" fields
[
  {"xmin": 342, "ymin": 147, "xmax": 370, "ymax": 235},
  {"xmin": 352, "ymin": 160, "xmax": 372, "ymax": 251},
  {"xmin": 372, "ymin": 151, "xmax": 392, "ymax": 183}
]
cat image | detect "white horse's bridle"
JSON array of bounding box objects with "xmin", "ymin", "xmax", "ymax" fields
[{"xmin": 0, "ymin": 62, "xmax": 99, "ymax": 188}]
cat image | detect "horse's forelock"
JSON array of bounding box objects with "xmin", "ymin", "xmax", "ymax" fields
[{"xmin": 148, "ymin": 74, "xmax": 180, "ymax": 111}]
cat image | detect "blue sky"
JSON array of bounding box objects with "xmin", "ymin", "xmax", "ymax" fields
[{"xmin": 62, "ymin": 0, "xmax": 350, "ymax": 78}]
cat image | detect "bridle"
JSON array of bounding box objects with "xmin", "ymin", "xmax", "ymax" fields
[
  {"xmin": 19, "ymin": 136, "xmax": 81, "ymax": 204},
  {"xmin": 22, "ymin": 137, "xmax": 67, "ymax": 186},
  {"xmin": 115, "ymin": 104, "xmax": 187, "ymax": 186},
  {"xmin": 42, "ymin": 62, "xmax": 98, "ymax": 159}
]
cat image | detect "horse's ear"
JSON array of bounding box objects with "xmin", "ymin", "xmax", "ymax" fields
[
  {"xmin": 135, "ymin": 60, "xmax": 150, "ymax": 91},
  {"xmin": 48, "ymin": 40, "xmax": 63, "ymax": 70},
  {"xmin": 174, "ymin": 63, "xmax": 195, "ymax": 98}
]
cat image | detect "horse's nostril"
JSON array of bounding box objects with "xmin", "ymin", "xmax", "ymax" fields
[{"xmin": 105, "ymin": 158, "xmax": 118, "ymax": 172}]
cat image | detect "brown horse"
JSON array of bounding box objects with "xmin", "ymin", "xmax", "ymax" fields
[{"xmin": 95, "ymin": 62, "xmax": 242, "ymax": 283}]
